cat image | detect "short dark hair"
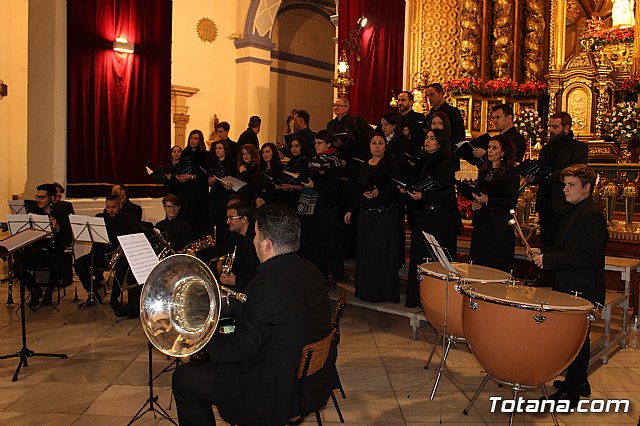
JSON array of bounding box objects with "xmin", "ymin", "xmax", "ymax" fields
[
  {"xmin": 255, "ymin": 205, "xmax": 300, "ymax": 253},
  {"xmin": 398, "ymin": 90, "xmax": 414, "ymax": 101},
  {"xmin": 248, "ymin": 116, "xmax": 261, "ymax": 128},
  {"xmin": 297, "ymin": 110, "xmax": 310, "ymax": 125},
  {"xmin": 561, "ymin": 164, "xmax": 596, "ymax": 194},
  {"xmin": 492, "ymin": 103, "xmax": 514, "ymax": 118},
  {"xmin": 315, "ymin": 129, "xmax": 335, "ymax": 144},
  {"xmin": 427, "ymin": 83, "xmax": 444, "ymax": 93},
  {"xmin": 227, "ymin": 201, "xmax": 254, "ymax": 221},
  {"xmin": 37, "ymin": 183, "xmax": 56, "ymax": 198},
  {"xmin": 106, "ymin": 193, "xmax": 120, "ymax": 203},
  {"xmin": 162, "ymin": 194, "xmax": 180, "ymax": 206},
  {"xmin": 114, "ymin": 184, "xmax": 127, "ymax": 194},
  {"xmin": 216, "ymin": 121, "xmax": 230, "ymax": 132},
  {"xmin": 53, "ymin": 182, "xmax": 65, "ymax": 194},
  {"xmin": 550, "ymin": 112, "xmax": 572, "ymax": 128}
]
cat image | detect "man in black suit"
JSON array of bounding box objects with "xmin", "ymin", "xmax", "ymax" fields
[
  {"xmin": 237, "ymin": 115, "xmax": 261, "ymax": 149},
  {"xmin": 326, "ymin": 97, "xmax": 350, "ymax": 135},
  {"xmin": 397, "ymin": 90, "xmax": 426, "ymax": 156},
  {"xmin": 155, "ymin": 194, "xmax": 193, "ymax": 252},
  {"xmin": 173, "ymin": 205, "xmax": 332, "ymax": 425},
  {"xmin": 215, "ymin": 121, "xmax": 238, "ymax": 160},
  {"xmin": 532, "ymin": 112, "xmax": 588, "ymax": 248},
  {"xmin": 530, "ymin": 164, "xmax": 607, "ymax": 408},
  {"xmin": 472, "ymin": 104, "xmax": 526, "ymax": 162},
  {"xmin": 52, "ymin": 182, "xmax": 75, "ymax": 215},
  {"xmin": 294, "ymin": 109, "xmax": 316, "ymax": 156},
  {"xmin": 111, "ymin": 184, "xmax": 143, "ymax": 220},
  {"xmin": 424, "ymin": 83, "xmax": 465, "ymax": 147}
]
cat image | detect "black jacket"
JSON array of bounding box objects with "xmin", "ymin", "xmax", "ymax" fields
[
  {"xmin": 237, "ymin": 127, "xmax": 260, "ymax": 150},
  {"xmin": 497, "ymin": 126, "xmax": 526, "ymax": 163},
  {"xmin": 209, "ymin": 253, "xmax": 332, "ymax": 425},
  {"xmin": 426, "ymin": 101, "xmax": 466, "ymax": 145},
  {"xmin": 543, "ymin": 197, "xmax": 607, "ymax": 305},
  {"xmin": 473, "ymin": 166, "xmax": 520, "ymax": 232}
]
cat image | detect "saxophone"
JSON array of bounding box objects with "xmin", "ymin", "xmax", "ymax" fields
[{"xmin": 181, "ymin": 234, "xmax": 216, "ymax": 256}]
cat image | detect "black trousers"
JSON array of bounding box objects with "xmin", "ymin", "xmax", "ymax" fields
[
  {"xmin": 563, "ymin": 327, "xmax": 590, "ymax": 395},
  {"xmin": 173, "ymin": 362, "xmax": 218, "ymax": 425}
]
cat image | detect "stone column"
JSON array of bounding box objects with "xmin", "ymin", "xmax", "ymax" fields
[{"xmin": 171, "ymin": 85, "xmax": 199, "ymax": 148}]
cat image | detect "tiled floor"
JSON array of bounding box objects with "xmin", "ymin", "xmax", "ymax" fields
[{"xmin": 0, "ymin": 280, "xmax": 639, "ymax": 425}]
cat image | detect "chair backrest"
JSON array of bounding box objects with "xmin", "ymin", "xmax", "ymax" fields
[
  {"xmin": 331, "ymin": 289, "xmax": 346, "ymax": 330},
  {"xmin": 297, "ymin": 328, "xmax": 337, "ymax": 379}
]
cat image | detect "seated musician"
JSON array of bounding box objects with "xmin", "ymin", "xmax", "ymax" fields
[
  {"xmin": 172, "ymin": 205, "xmax": 332, "ymax": 425},
  {"xmin": 110, "ymin": 184, "xmax": 143, "ymax": 220},
  {"xmin": 74, "ymin": 194, "xmax": 142, "ymax": 308},
  {"xmin": 52, "ymin": 182, "xmax": 75, "ymax": 215},
  {"xmin": 206, "ymin": 201, "xmax": 259, "ymax": 293},
  {"xmin": 529, "ymin": 165, "xmax": 607, "ymax": 407},
  {"xmin": 155, "ymin": 194, "xmax": 193, "ymax": 252},
  {"xmin": 14, "ymin": 183, "xmax": 72, "ymax": 307}
]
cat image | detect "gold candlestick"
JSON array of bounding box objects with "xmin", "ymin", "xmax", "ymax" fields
[
  {"xmin": 602, "ymin": 182, "xmax": 619, "ymax": 224},
  {"xmin": 623, "ymin": 184, "xmax": 638, "ymax": 226}
]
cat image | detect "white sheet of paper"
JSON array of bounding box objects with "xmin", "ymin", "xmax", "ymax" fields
[
  {"xmin": 0, "ymin": 228, "xmax": 51, "ymax": 253},
  {"xmin": 6, "ymin": 214, "xmax": 52, "ymax": 235},
  {"xmin": 30, "ymin": 214, "xmax": 53, "ymax": 233},
  {"xmin": 219, "ymin": 176, "xmax": 247, "ymax": 192},
  {"xmin": 118, "ymin": 233, "xmax": 159, "ymax": 284},
  {"xmin": 422, "ymin": 231, "xmax": 459, "ymax": 276},
  {"xmin": 8, "ymin": 200, "xmax": 26, "ymax": 214},
  {"xmin": 69, "ymin": 215, "xmax": 110, "ymax": 244}
]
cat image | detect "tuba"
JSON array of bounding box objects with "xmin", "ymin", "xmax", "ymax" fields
[{"xmin": 140, "ymin": 254, "xmax": 247, "ymax": 357}]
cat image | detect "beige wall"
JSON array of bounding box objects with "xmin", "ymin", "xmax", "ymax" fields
[
  {"xmin": 171, "ymin": 0, "xmax": 243, "ymax": 147},
  {"xmin": 0, "ymin": 0, "xmax": 29, "ymax": 217},
  {"xmin": 269, "ymin": 9, "xmax": 335, "ymax": 141}
]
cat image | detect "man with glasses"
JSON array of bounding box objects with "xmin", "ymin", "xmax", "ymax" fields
[
  {"xmin": 155, "ymin": 194, "xmax": 193, "ymax": 251},
  {"xmin": 326, "ymin": 98, "xmax": 350, "ymax": 136},
  {"xmin": 14, "ymin": 183, "xmax": 72, "ymax": 307}
]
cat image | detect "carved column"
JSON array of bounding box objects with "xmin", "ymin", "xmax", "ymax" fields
[
  {"xmin": 458, "ymin": 0, "xmax": 481, "ymax": 78},
  {"xmin": 549, "ymin": 0, "xmax": 567, "ymax": 72},
  {"xmin": 171, "ymin": 85, "xmax": 199, "ymax": 148},
  {"xmin": 492, "ymin": 0, "xmax": 513, "ymax": 79},
  {"xmin": 524, "ymin": 0, "xmax": 545, "ymax": 81}
]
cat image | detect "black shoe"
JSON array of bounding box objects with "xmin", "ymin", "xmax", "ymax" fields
[
  {"xmin": 546, "ymin": 390, "xmax": 580, "ymax": 409},
  {"xmin": 114, "ymin": 307, "xmax": 127, "ymax": 317},
  {"xmin": 553, "ymin": 379, "xmax": 591, "ymax": 397},
  {"xmin": 404, "ymin": 302, "xmax": 420, "ymax": 308},
  {"xmin": 40, "ymin": 297, "xmax": 52, "ymax": 307}
]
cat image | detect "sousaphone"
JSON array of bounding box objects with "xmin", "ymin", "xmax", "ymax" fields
[{"xmin": 140, "ymin": 254, "xmax": 246, "ymax": 357}]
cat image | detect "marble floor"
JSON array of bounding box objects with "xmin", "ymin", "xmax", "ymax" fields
[{"xmin": 0, "ymin": 281, "xmax": 639, "ymax": 425}]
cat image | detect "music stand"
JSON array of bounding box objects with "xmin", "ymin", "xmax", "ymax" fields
[
  {"xmin": 69, "ymin": 215, "xmax": 114, "ymax": 319},
  {"xmin": 408, "ymin": 232, "xmax": 468, "ymax": 401},
  {"xmin": 0, "ymin": 229, "xmax": 68, "ymax": 382}
]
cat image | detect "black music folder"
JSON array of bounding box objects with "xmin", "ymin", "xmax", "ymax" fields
[
  {"xmin": 455, "ymin": 180, "xmax": 480, "ymax": 201},
  {"xmin": 207, "ymin": 162, "xmax": 229, "ymax": 179},
  {"xmin": 516, "ymin": 159, "xmax": 552, "ymax": 180},
  {"xmin": 392, "ymin": 175, "xmax": 442, "ymax": 194},
  {"xmin": 340, "ymin": 167, "xmax": 390, "ymax": 197},
  {"xmin": 175, "ymin": 159, "xmax": 195, "ymax": 175},
  {"xmin": 454, "ymin": 133, "xmax": 490, "ymax": 166},
  {"xmin": 146, "ymin": 166, "xmax": 170, "ymax": 184}
]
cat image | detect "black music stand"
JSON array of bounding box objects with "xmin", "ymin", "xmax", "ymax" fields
[
  {"xmin": 127, "ymin": 343, "xmax": 176, "ymax": 425},
  {"xmin": 69, "ymin": 215, "xmax": 114, "ymax": 320},
  {"xmin": 408, "ymin": 233, "xmax": 468, "ymax": 401},
  {"xmin": 0, "ymin": 229, "xmax": 68, "ymax": 382}
]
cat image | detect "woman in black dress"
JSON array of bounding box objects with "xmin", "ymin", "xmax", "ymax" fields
[
  {"xmin": 344, "ymin": 134, "xmax": 400, "ymax": 303},
  {"xmin": 469, "ymin": 138, "xmax": 519, "ymax": 273},
  {"xmin": 166, "ymin": 145, "xmax": 183, "ymax": 196},
  {"xmin": 278, "ymin": 138, "xmax": 309, "ymax": 209},
  {"xmin": 176, "ymin": 130, "xmax": 210, "ymax": 238},
  {"xmin": 254, "ymin": 142, "xmax": 283, "ymax": 208},
  {"xmin": 208, "ymin": 140, "xmax": 236, "ymax": 240},
  {"xmin": 236, "ymin": 144, "xmax": 260, "ymax": 204},
  {"xmin": 403, "ymin": 129, "xmax": 459, "ymax": 308}
]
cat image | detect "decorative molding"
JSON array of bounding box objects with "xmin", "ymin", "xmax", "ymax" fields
[
  {"xmin": 270, "ymin": 67, "xmax": 332, "ymax": 83},
  {"xmin": 196, "ymin": 18, "xmax": 218, "ymax": 43},
  {"xmin": 236, "ymin": 56, "xmax": 272, "ymax": 66},
  {"xmin": 458, "ymin": 0, "xmax": 481, "ymax": 78},
  {"xmin": 277, "ymin": 3, "xmax": 332, "ymax": 22},
  {"xmin": 234, "ymin": 34, "xmax": 276, "ymax": 51},
  {"xmin": 492, "ymin": 0, "xmax": 513, "ymax": 79},
  {"xmin": 271, "ymin": 50, "xmax": 334, "ymax": 71},
  {"xmin": 524, "ymin": 0, "xmax": 545, "ymax": 81}
]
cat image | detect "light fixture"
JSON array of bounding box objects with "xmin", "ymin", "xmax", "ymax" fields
[
  {"xmin": 357, "ymin": 16, "xmax": 367, "ymax": 28},
  {"xmin": 332, "ymin": 50, "xmax": 354, "ymax": 99},
  {"xmin": 113, "ymin": 36, "xmax": 134, "ymax": 53}
]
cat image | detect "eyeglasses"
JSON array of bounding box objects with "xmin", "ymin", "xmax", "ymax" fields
[
  {"xmin": 333, "ymin": 104, "xmax": 347, "ymax": 107},
  {"xmin": 226, "ymin": 215, "xmax": 243, "ymax": 220},
  {"xmin": 163, "ymin": 204, "xmax": 178, "ymax": 208},
  {"xmin": 35, "ymin": 195, "xmax": 48, "ymax": 200}
]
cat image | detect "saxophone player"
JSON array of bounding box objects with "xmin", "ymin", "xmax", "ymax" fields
[{"xmin": 155, "ymin": 194, "xmax": 193, "ymax": 251}]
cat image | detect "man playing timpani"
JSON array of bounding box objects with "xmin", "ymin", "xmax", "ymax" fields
[{"xmin": 529, "ymin": 164, "xmax": 607, "ymax": 408}]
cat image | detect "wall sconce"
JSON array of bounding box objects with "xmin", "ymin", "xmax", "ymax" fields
[
  {"xmin": 0, "ymin": 79, "xmax": 7, "ymax": 99},
  {"xmin": 342, "ymin": 16, "xmax": 367, "ymax": 62},
  {"xmin": 113, "ymin": 37, "xmax": 134, "ymax": 53},
  {"xmin": 332, "ymin": 50, "xmax": 354, "ymax": 98}
]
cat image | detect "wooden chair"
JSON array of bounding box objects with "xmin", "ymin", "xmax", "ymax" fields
[
  {"xmin": 331, "ymin": 289, "xmax": 346, "ymax": 399},
  {"xmin": 290, "ymin": 328, "xmax": 344, "ymax": 425}
]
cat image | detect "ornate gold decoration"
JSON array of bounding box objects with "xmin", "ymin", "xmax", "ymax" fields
[
  {"xmin": 459, "ymin": 0, "xmax": 481, "ymax": 78},
  {"xmin": 524, "ymin": 0, "xmax": 545, "ymax": 81},
  {"xmin": 562, "ymin": 84, "xmax": 592, "ymax": 134},
  {"xmin": 196, "ymin": 18, "xmax": 218, "ymax": 43},
  {"xmin": 492, "ymin": 0, "xmax": 513, "ymax": 79},
  {"xmin": 599, "ymin": 43, "xmax": 635, "ymax": 70},
  {"xmin": 566, "ymin": 0, "xmax": 580, "ymax": 21}
]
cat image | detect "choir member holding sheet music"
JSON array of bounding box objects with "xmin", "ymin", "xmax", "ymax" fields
[
  {"xmin": 469, "ymin": 138, "xmax": 519, "ymax": 273},
  {"xmin": 344, "ymin": 134, "xmax": 400, "ymax": 303},
  {"xmin": 176, "ymin": 130, "xmax": 210, "ymax": 239},
  {"xmin": 254, "ymin": 143, "xmax": 284, "ymax": 208},
  {"xmin": 236, "ymin": 144, "xmax": 260, "ymax": 205},
  {"xmin": 401, "ymin": 129, "xmax": 458, "ymax": 308},
  {"xmin": 278, "ymin": 137, "xmax": 309, "ymax": 209},
  {"xmin": 167, "ymin": 145, "xmax": 183, "ymax": 196},
  {"xmin": 207, "ymin": 140, "xmax": 236, "ymax": 240},
  {"xmin": 73, "ymin": 194, "xmax": 142, "ymax": 308}
]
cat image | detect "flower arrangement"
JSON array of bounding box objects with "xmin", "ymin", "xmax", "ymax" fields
[
  {"xmin": 580, "ymin": 18, "xmax": 635, "ymax": 47},
  {"xmin": 513, "ymin": 108, "xmax": 544, "ymax": 142},
  {"xmin": 457, "ymin": 195, "xmax": 473, "ymax": 220},
  {"xmin": 619, "ymin": 74, "xmax": 640, "ymax": 94},
  {"xmin": 443, "ymin": 78, "xmax": 547, "ymax": 98},
  {"xmin": 600, "ymin": 101, "xmax": 640, "ymax": 144},
  {"xmin": 443, "ymin": 78, "xmax": 483, "ymax": 96}
]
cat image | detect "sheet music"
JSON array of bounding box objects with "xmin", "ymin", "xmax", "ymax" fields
[
  {"xmin": 0, "ymin": 228, "xmax": 51, "ymax": 255},
  {"xmin": 30, "ymin": 214, "xmax": 53, "ymax": 232},
  {"xmin": 69, "ymin": 215, "xmax": 110, "ymax": 243},
  {"xmin": 8, "ymin": 200, "xmax": 26, "ymax": 214},
  {"xmin": 6, "ymin": 214, "xmax": 52, "ymax": 235},
  {"xmin": 118, "ymin": 233, "xmax": 159, "ymax": 284},
  {"xmin": 219, "ymin": 176, "xmax": 247, "ymax": 192},
  {"xmin": 422, "ymin": 231, "xmax": 459, "ymax": 276}
]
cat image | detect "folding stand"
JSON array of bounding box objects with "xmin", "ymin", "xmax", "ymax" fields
[
  {"xmin": 127, "ymin": 343, "xmax": 177, "ymax": 425},
  {"xmin": 4, "ymin": 253, "xmax": 15, "ymax": 305},
  {"xmin": 0, "ymin": 229, "xmax": 68, "ymax": 382}
]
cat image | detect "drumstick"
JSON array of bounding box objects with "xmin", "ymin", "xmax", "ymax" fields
[{"xmin": 508, "ymin": 209, "xmax": 533, "ymax": 258}]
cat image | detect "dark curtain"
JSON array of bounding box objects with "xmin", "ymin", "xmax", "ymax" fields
[
  {"xmin": 67, "ymin": 0, "xmax": 172, "ymax": 198},
  {"xmin": 338, "ymin": 0, "xmax": 405, "ymax": 125}
]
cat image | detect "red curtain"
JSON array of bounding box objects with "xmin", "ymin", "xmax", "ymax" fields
[
  {"xmin": 338, "ymin": 0, "xmax": 405, "ymax": 124},
  {"xmin": 67, "ymin": 0, "xmax": 172, "ymax": 198}
]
